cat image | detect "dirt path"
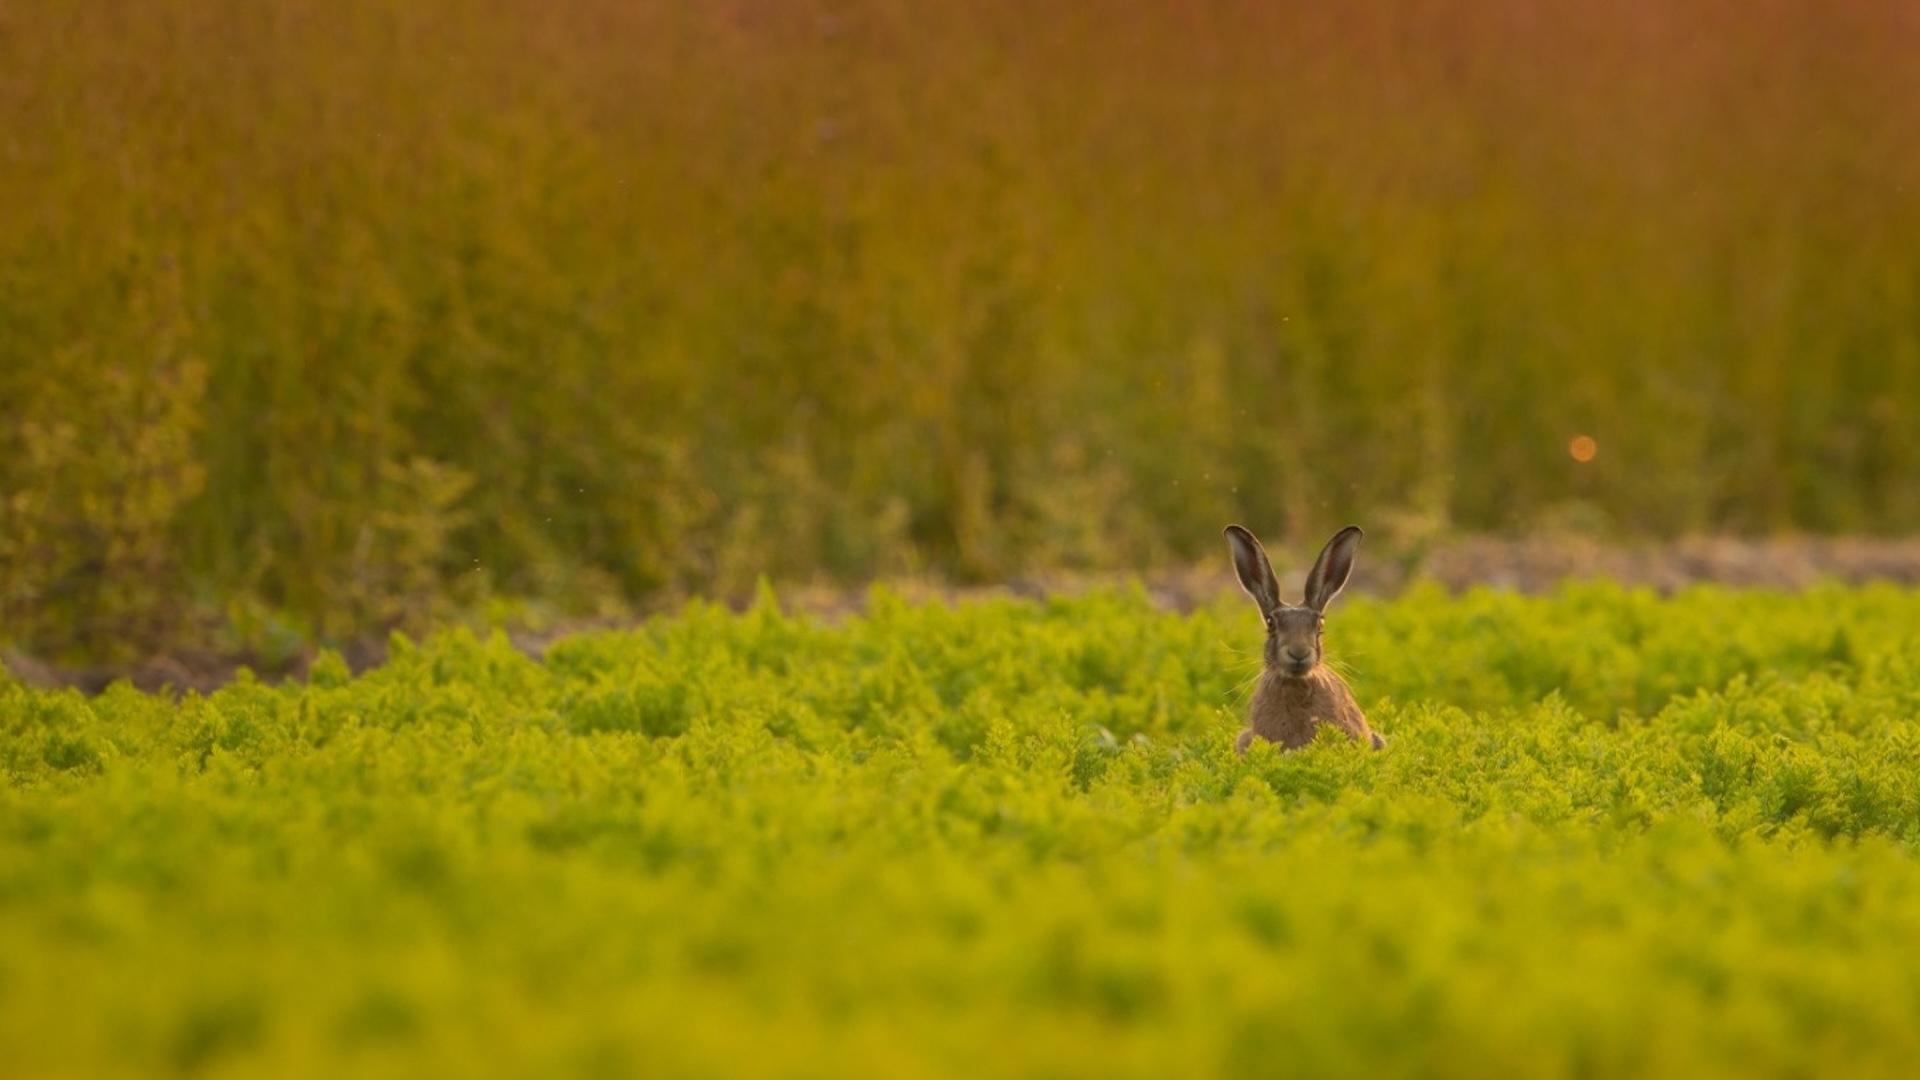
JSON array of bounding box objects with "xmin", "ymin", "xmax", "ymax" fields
[{"xmin": 9, "ymin": 534, "xmax": 1920, "ymax": 695}]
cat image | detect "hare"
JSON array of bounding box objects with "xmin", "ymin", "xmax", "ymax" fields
[{"xmin": 1225, "ymin": 524, "xmax": 1385, "ymax": 753}]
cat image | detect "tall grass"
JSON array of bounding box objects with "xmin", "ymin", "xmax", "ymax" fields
[{"xmin": 4, "ymin": 0, "xmax": 1919, "ymax": 655}]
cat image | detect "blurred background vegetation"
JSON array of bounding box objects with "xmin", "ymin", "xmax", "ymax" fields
[{"xmin": 4, "ymin": 0, "xmax": 1919, "ymax": 661}]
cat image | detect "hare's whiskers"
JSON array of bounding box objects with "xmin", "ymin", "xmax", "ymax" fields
[
  {"xmin": 1218, "ymin": 638, "xmax": 1265, "ymax": 700},
  {"xmin": 1324, "ymin": 652, "xmax": 1362, "ymax": 683}
]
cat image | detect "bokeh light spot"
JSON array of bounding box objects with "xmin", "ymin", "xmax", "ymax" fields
[{"xmin": 1569, "ymin": 435, "xmax": 1598, "ymax": 463}]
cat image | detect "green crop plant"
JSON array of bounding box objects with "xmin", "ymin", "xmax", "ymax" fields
[{"xmin": 5, "ymin": 583, "xmax": 1920, "ymax": 1077}]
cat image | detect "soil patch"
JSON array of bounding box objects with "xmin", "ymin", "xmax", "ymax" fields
[{"xmin": 9, "ymin": 534, "xmax": 1920, "ymax": 696}]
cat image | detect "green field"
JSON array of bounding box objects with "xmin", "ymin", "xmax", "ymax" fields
[{"xmin": 6, "ymin": 584, "xmax": 1920, "ymax": 1078}]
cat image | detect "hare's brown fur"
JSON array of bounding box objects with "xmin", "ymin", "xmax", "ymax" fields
[
  {"xmin": 1225, "ymin": 524, "xmax": 1384, "ymax": 753},
  {"xmin": 1236, "ymin": 665, "xmax": 1376, "ymax": 752}
]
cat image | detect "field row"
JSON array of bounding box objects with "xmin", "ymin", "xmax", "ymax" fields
[{"xmin": 4, "ymin": 584, "xmax": 1920, "ymax": 1077}]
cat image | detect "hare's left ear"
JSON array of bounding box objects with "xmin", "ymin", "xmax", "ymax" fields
[
  {"xmin": 1224, "ymin": 525, "xmax": 1281, "ymax": 619},
  {"xmin": 1303, "ymin": 526, "xmax": 1362, "ymax": 613}
]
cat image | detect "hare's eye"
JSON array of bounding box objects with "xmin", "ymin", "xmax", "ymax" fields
[{"xmin": 1263, "ymin": 614, "xmax": 1276, "ymax": 631}]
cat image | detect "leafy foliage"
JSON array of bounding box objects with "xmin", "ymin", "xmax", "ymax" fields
[
  {"xmin": 5, "ymin": 1, "xmax": 1920, "ymax": 654},
  {"xmin": 4, "ymin": 584, "xmax": 1920, "ymax": 1077}
]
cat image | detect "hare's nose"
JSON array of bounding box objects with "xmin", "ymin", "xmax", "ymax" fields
[{"xmin": 1284, "ymin": 644, "xmax": 1313, "ymax": 664}]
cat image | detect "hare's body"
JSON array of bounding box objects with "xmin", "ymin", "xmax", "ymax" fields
[
  {"xmin": 1225, "ymin": 524, "xmax": 1384, "ymax": 753},
  {"xmin": 1237, "ymin": 665, "xmax": 1376, "ymax": 752}
]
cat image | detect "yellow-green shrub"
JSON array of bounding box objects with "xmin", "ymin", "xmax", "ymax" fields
[{"xmin": 3, "ymin": 1, "xmax": 1918, "ymax": 656}]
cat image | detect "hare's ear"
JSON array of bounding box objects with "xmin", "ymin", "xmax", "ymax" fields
[
  {"xmin": 1303, "ymin": 525, "xmax": 1362, "ymax": 613},
  {"xmin": 1224, "ymin": 525, "xmax": 1281, "ymax": 617}
]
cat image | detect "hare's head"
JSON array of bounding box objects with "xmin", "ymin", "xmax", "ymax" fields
[{"xmin": 1224, "ymin": 525, "xmax": 1361, "ymax": 679}]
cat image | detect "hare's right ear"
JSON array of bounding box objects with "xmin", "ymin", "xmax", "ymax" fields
[
  {"xmin": 1303, "ymin": 525, "xmax": 1362, "ymax": 613},
  {"xmin": 1224, "ymin": 525, "xmax": 1281, "ymax": 618}
]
